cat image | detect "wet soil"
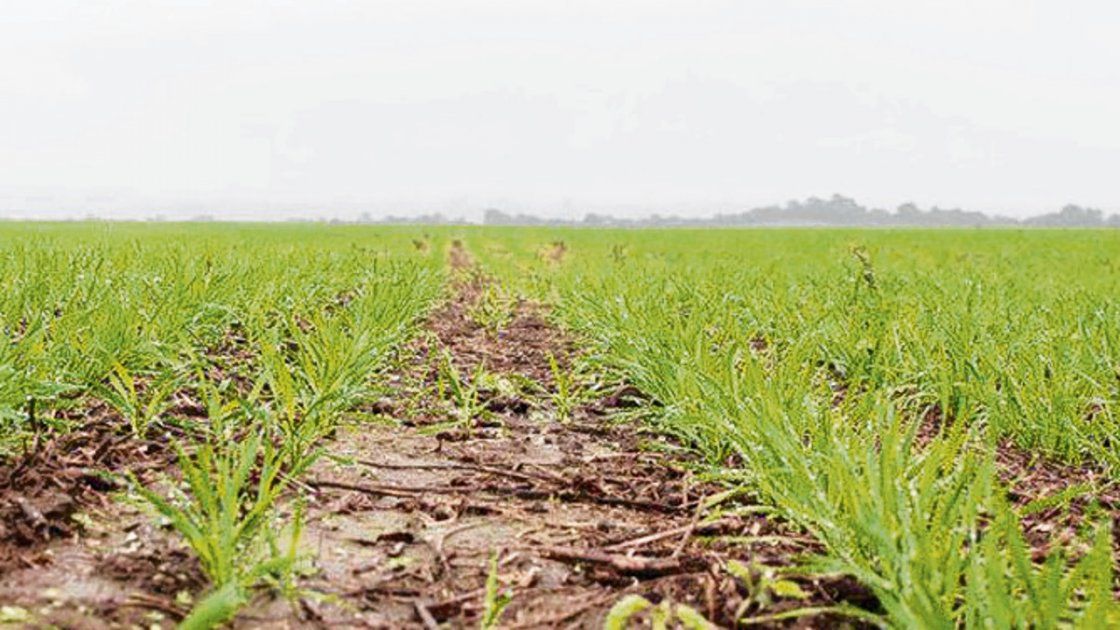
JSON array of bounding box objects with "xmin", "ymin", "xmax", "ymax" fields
[
  {"xmin": 0, "ymin": 405, "xmax": 206, "ymax": 627},
  {"xmin": 0, "ymin": 401, "xmax": 169, "ymax": 571}
]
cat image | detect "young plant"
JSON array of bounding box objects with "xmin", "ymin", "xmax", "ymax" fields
[
  {"xmin": 468, "ymin": 283, "xmax": 514, "ymax": 334},
  {"xmin": 727, "ymin": 559, "xmax": 884, "ymax": 627},
  {"xmin": 133, "ymin": 406, "xmax": 313, "ymax": 625},
  {"xmin": 259, "ymin": 339, "xmax": 327, "ymax": 472},
  {"xmin": 97, "ymin": 362, "xmax": 178, "ymax": 437},
  {"xmin": 603, "ymin": 594, "xmax": 716, "ymax": 630},
  {"xmin": 135, "ymin": 427, "xmax": 288, "ymax": 585},
  {"xmin": 437, "ymin": 349, "xmax": 488, "ymax": 431},
  {"xmin": 547, "ymin": 352, "xmax": 586, "ymax": 422},
  {"xmin": 479, "ymin": 552, "xmax": 512, "ymax": 630}
]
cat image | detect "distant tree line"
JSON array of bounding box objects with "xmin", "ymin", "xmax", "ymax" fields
[{"xmin": 475, "ymin": 195, "xmax": 1120, "ymax": 228}]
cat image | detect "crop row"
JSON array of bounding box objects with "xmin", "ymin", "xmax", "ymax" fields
[
  {"xmin": 476, "ymin": 227, "xmax": 1120, "ymax": 627},
  {"xmin": 0, "ymin": 223, "xmax": 444, "ymax": 624}
]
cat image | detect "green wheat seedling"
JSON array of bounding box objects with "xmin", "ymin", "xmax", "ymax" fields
[
  {"xmin": 547, "ymin": 352, "xmax": 585, "ymax": 422},
  {"xmin": 4, "ymin": 221, "xmax": 1120, "ymax": 630},
  {"xmin": 97, "ymin": 362, "xmax": 179, "ymax": 437},
  {"xmin": 479, "ymin": 552, "xmax": 512, "ymax": 630},
  {"xmin": 175, "ymin": 506, "xmax": 307, "ymax": 630},
  {"xmin": 134, "ymin": 432, "xmax": 278, "ymax": 584},
  {"xmin": 510, "ymin": 229, "xmax": 1120, "ymax": 629},
  {"xmin": 726, "ymin": 559, "xmax": 886, "ymax": 627},
  {"xmin": 469, "ymin": 282, "xmax": 514, "ymax": 334},
  {"xmin": 132, "ymin": 405, "xmax": 314, "ymax": 623},
  {"xmin": 259, "ymin": 338, "xmax": 328, "ymax": 473},
  {"xmin": 437, "ymin": 349, "xmax": 488, "ymax": 431}
]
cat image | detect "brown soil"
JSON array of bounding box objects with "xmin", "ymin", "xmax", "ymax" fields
[
  {"xmin": 0, "ymin": 401, "xmax": 170, "ymax": 572},
  {"xmin": 997, "ymin": 443, "xmax": 1120, "ymax": 562},
  {"xmin": 0, "ymin": 405, "xmax": 204, "ymax": 627}
]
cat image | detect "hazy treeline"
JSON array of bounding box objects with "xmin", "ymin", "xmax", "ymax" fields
[
  {"xmin": 477, "ymin": 195, "xmax": 1120, "ymax": 228},
  {"xmin": 36, "ymin": 195, "xmax": 1115, "ymax": 227}
]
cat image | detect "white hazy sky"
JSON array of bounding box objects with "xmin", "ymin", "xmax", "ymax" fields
[{"xmin": 2, "ymin": 0, "xmax": 1118, "ymax": 219}]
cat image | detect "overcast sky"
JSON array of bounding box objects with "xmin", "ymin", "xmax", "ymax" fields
[{"xmin": 2, "ymin": 1, "xmax": 1118, "ymax": 220}]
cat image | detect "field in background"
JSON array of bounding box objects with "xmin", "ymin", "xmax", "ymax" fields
[
  {"xmin": 479, "ymin": 227, "xmax": 1120, "ymax": 468},
  {"xmin": 1, "ymin": 223, "xmax": 1118, "ymax": 628}
]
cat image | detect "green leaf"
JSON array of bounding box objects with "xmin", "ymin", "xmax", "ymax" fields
[
  {"xmin": 770, "ymin": 579, "xmax": 810, "ymax": 600},
  {"xmin": 675, "ymin": 604, "xmax": 718, "ymax": 630},
  {"xmin": 603, "ymin": 595, "xmax": 653, "ymax": 630},
  {"xmin": 0, "ymin": 606, "xmax": 31, "ymax": 624},
  {"xmin": 178, "ymin": 582, "xmax": 246, "ymax": 630}
]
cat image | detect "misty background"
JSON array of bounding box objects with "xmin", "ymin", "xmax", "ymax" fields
[{"xmin": 2, "ymin": 1, "xmax": 1119, "ymax": 223}]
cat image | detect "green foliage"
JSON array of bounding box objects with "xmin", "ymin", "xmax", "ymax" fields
[
  {"xmin": 134, "ymin": 403, "xmax": 314, "ymax": 627},
  {"xmin": 97, "ymin": 362, "xmax": 179, "ymax": 437},
  {"xmin": 547, "ymin": 352, "xmax": 584, "ymax": 422},
  {"xmin": 0, "ymin": 225, "xmax": 440, "ymax": 626},
  {"xmin": 469, "ymin": 282, "xmax": 514, "ymax": 334},
  {"xmin": 0, "ymin": 223, "xmax": 443, "ymax": 438},
  {"xmin": 479, "ymin": 552, "xmax": 513, "ymax": 630},
  {"xmin": 469, "ymin": 227, "xmax": 1120, "ymax": 630},
  {"xmin": 5, "ymin": 224, "xmax": 1120, "ymax": 630},
  {"xmin": 178, "ymin": 582, "xmax": 246, "ymax": 630},
  {"xmin": 133, "ymin": 418, "xmax": 303, "ymax": 588},
  {"xmin": 436, "ymin": 348, "xmax": 489, "ymax": 431},
  {"xmin": 603, "ymin": 594, "xmax": 718, "ymax": 630}
]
